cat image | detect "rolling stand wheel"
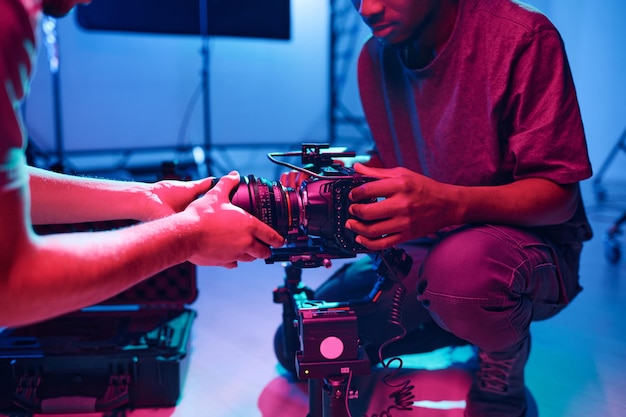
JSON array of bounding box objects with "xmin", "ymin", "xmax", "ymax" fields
[
  {"xmin": 603, "ymin": 212, "xmax": 626, "ymax": 264},
  {"xmin": 603, "ymin": 232, "xmax": 621, "ymax": 264},
  {"xmin": 594, "ymin": 185, "xmax": 607, "ymax": 203}
]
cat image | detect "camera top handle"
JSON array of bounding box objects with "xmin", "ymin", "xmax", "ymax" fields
[{"xmin": 267, "ymin": 143, "xmax": 357, "ymax": 179}]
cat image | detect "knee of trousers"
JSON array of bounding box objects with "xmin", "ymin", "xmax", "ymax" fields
[{"xmin": 415, "ymin": 228, "xmax": 533, "ymax": 351}]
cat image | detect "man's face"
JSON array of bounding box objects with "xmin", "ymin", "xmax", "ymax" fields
[
  {"xmin": 43, "ymin": 0, "xmax": 90, "ymax": 17},
  {"xmin": 351, "ymin": 0, "xmax": 438, "ymax": 45}
]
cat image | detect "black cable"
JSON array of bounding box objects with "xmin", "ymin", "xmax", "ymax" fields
[
  {"xmin": 344, "ymin": 369, "xmax": 354, "ymax": 417},
  {"xmin": 366, "ymin": 262, "xmax": 415, "ymax": 417}
]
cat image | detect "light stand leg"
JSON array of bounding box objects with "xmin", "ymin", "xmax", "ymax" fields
[
  {"xmin": 42, "ymin": 17, "xmax": 66, "ymax": 173},
  {"xmin": 198, "ymin": 0, "xmax": 213, "ymax": 176}
]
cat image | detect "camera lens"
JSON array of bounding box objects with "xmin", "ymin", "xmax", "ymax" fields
[{"xmin": 230, "ymin": 175, "xmax": 300, "ymax": 238}]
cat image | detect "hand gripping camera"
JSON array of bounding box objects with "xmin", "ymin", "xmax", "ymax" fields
[{"xmin": 230, "ymin": 143, "xmax": 377, "ymax": 268}]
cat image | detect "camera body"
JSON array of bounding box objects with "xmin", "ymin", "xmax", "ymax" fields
[{"xmin": 231, "ymin": 144, "xmax": 376, "ymax": 267}]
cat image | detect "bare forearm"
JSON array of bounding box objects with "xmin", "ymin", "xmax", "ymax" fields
[
  {"xmin": 2, "ymin": 170, "xmax": 283, "ymax": 327},
  {"xmin": 455, "ymin": 178, "xmax": 579, "ymax": 227},
  {"xmin": 2, "ymin": 212, "xmax": 199, "ymax": 327},
  {"xmin": 28, "ymin": 166, "xmax": 151, "ymax": 224}
]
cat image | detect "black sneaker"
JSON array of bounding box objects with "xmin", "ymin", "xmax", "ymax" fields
[{"xmin": 465, "ymin": 335, "xmax": 531, "ymax": 417}]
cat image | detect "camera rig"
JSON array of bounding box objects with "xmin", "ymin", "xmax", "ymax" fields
[
  {"xmin": 273, "ymin": 247, "xmax": 413, "ymax": 417},
  {"xmin": 229, "ymin": 143, "xmax": 415, "ymax": 415}
]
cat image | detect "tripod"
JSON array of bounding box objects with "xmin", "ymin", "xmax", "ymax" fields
[
  {"xmin": 273, "ymin": 248, "xmax": 412, "ymax": 417},
  {"xmin": 273, "ymin": 265, "xmax": 369, "ymax": 417}
]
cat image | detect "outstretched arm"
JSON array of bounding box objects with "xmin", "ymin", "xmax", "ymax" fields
[
  {"xmin": 2, "ymin": 2, "xmax": 285, "ymax": 327},
  {"xmin": 28, "ymin": 166, "xmax": 216, "ymax": 224},
  {"xmin": 1, "ymin": 170, "xmax": 284, "ymax": 327}
]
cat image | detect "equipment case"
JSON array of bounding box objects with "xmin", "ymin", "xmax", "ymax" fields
[{"xmin": 0, "ymin": 220, "xmax": 198, "ymax": 414}]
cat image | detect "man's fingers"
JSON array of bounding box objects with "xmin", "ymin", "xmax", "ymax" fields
[
  {"xmin": 238, "ymin": 253, "xmax": 257, "ymax": 263},
  {"xmin": 280, "ymin": 170, "xmax": 309, "ymax": 189},
  {"xmin": 346, "ymin": 218, "xmax": 403, "ymax": 239},
  {"xmin": 211, "ymin": 171, "xmax": 240, "ymax": 198},
  {"xmin": 244, "ymin": 241, "xmax": 273, "ymax": 260},
  {"xmin": 349, "ymin": 198, "xmax": 397, "ymax": 221},
  {"xmin": 354, "ymin": 233, "xmax": 400, "ymax": 251},
  {"xmin": 353, "ymin": 163, "xmax": 389, "ymax": 178},
  {"xmin": 349, "ymin": 177, "xmax": 395, "ymax": 201},
  {"xmin": 254, "ymin": 222, "xmax": 286, "ymax": 248},
  {"xmin": 180, "ymin": 176, "xmax": 217, "ymax": 201},
  {"xmin": 193, "ymin": 176, "xmax": 217, "ymax": 193}
]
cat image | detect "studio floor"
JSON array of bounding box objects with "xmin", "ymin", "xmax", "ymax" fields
[{"xmin": 3, "ymin": 178, "xmax": 625, "ymax": 417}]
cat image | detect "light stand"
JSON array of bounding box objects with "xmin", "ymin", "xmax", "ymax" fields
[
  {"xmin": 198, "ymin": 0, "xmax": 213, "ymax": 176},
  {"xmin": 41, "ymin": 16, "xmax": 66, "ymax": 173},
  {"xmin": 328, "ymin": 0, "xmax": 372, "ymax": 149}
]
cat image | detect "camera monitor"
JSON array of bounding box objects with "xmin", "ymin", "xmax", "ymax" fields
[{"xmin": 75, "ymin": 0, "xmax": 291, "ymax": 40}]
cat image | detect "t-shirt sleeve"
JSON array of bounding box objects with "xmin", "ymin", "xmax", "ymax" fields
[
  {"xmin": 504, "ymin": 28, "xmax": 592, "ymax": 184},
  {"xmin": 0, "ymin": 0, "xmax": 36, "ymax": 164}
]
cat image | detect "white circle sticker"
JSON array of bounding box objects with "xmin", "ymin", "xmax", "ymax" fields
[{"xmin": 319, "ymin": 336, "xmax": 344, "ymax": 360}]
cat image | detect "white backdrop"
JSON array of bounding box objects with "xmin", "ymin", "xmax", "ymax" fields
[{"xmin": 23, "ymin": 0, "xmax": 626, "ymax": 181}]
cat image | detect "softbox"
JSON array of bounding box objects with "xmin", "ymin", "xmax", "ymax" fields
[{"xmin": 75, "ymin": 0, "xmax": 291, "ymax": 40}]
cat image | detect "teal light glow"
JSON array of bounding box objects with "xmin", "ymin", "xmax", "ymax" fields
[
  {"xmin": 376, "ymin": 344, "xmax": 477, "ymax": 371},
  {"xmin": 413, "ymin": 400, "xmax": 467, "ymax": 410}
]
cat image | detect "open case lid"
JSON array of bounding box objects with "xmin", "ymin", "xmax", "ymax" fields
[{"xmin": 33, "ymin": 220, "xmax": 198, "ymax": 308}]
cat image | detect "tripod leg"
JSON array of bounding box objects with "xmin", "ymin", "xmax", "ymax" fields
[
  {"xmin": 308, "ymin": 379, "xmax": 323, "ymax": 417},
  {"xmin": 322, "ymin": 376, "xmax": 352, "ymax": 417}
]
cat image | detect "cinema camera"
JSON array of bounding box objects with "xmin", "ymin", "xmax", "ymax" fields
[{"xmin": 230, "ymin": 143, "xmax": 377, "ymax": 268}]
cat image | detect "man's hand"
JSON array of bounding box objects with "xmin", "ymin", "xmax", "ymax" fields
[
  {"xmin": 345, "ymin": 163, "xmax": 459, "ymax": 250},
  {"xmin": 141, "ymin": 177, "xmax": 217, "ymax": 221},
  {"xmin": 184, "ymin": 171, "xmax": 285, "ymax": 268}
]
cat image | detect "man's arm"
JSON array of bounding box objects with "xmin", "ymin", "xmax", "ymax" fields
[
  {"xmin": 345, "ymin": 164, "xmax": 578, "ymax": 250},
  {"xmin": 28, "ymin": 166, "xmax": 216, "ymax": 224},
  {"xmin": 1, "ymin": 171, "xmax": 284, "ymax": 327},
  {"xmin": 1, "ymin": 1, "xmax": 284, "ymax": 328}
]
